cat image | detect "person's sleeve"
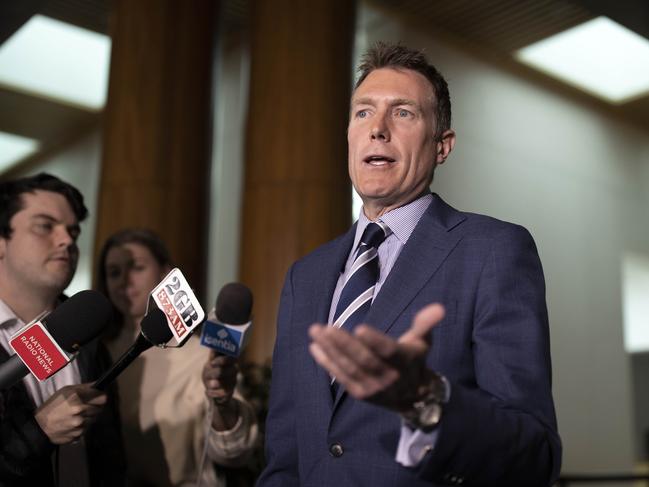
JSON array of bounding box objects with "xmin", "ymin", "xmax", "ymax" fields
[
  {"xmin": 396, "ymin": 425, "xmax": 439, "ymax": 466},
  {"xmin": 0, "ymin": 388, "xmax": 54, "ymax": 481},
  {"xmin": 205, "ymin": 392, "xmax": 259, "ymax": 466},
  {"xmin": 416, "ymin": 224, "xmax": 562, "ymax": 486},
  {"xmin": 255, "ymin": 265, "xmax": 300, "ymax": 487}
]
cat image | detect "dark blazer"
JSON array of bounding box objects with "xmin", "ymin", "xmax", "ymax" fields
[
  {"xmin": 257, "ymin": 194, "xmax": 561, "ymax": 487},
  {"xmin": 0, "ymin": 338, "xmax": 126, "ymax": 487}
]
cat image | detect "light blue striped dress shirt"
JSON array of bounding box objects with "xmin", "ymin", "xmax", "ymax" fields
[{"xmin": 328, "ymin": 193, "xmax": 433, "ymax": 324}]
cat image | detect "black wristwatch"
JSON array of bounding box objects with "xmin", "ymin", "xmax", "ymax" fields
[{"xmin": 400, "ymin": 370, "xmax": 449, "ymax": 432}]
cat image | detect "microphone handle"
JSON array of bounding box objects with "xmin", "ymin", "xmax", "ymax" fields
[
  {"xmin": 94, "ymin": 335, "xmax": 152, "ymax": 390},
  {"xmin": 0, "ymin": 355, "xmax": 29, "ymax": 390}
]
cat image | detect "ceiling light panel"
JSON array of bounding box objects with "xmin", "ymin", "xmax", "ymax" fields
[
  {"xmin": 0, "ymin": 132, "xmax": 40, "ymax": 173},
  {"xmin": 0, "ymin": 15, "xmax": 111, "ymax": 110},
  {"xmin": 515, "ymin": 17, "xmax": 649, "ymax": 104}
]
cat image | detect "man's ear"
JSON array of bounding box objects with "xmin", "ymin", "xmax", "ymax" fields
[
  {"xmin": 0, "ymin": 238, "xmax": 6, "ymax": 260},
  {"xmin": 435, "ymin": 129, "xmax": 456, "ymax": 165}
]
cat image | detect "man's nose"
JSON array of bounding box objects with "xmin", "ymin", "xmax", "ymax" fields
[
  {"xmin": 370, "ymin": 113, "xmax": 390, "ymax": 142},
  {"xmin": 54, "ymin": 226, "xmax": 74, "ymax": 248}
]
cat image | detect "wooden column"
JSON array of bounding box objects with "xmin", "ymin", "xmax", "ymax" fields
[
  {"xmin": 242, "ymin": 0, "xmax": 356, "ymax": 363},
  {"xmin": 94, "ymin": 0, "xmax": 216, "ymax": 297}
]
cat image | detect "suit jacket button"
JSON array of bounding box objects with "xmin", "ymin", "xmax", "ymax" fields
[
  {"xmin": 443, "ymin": 473, "xmax": 461, "ymax": 484},
  {"xmin": 329, "ymin": 443, "xmax": 344, "ymax": 457}
]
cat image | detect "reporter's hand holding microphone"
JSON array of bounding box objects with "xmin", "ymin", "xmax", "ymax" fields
[
  {"xmin": 200, "ymin": 282, "xmax": 253, "ymax": 431},
  {"xmin": 0, "ymin": 290, "xmax": 114, "ymax": 446},
  {"xmin": 202, "ymin": 351, "xmax": 239, "ymax": 430},
  {"xmin": 35, "ymin": 383, "xmax": 107, "ymax": 445}
]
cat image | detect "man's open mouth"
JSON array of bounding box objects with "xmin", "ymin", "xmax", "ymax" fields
[{"xmin": 364, "ymin": 155, "xmax": 396, "ymax": 166}]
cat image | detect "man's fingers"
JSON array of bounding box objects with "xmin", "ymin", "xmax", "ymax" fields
[
  {"xmin": 351, "ymin": 304, "xmax": 446, "ymax": 356},
  {"xmin": 308, "ymin": 340, "xmax": 357, "ymax": 386},
  {"xmin": 76, "ymin": 384, "xmax": 107, "ymax": 403},
  {"xmin": 309, "ymin": 325, "xmax": 398, "ymax": 398},
  {"xmin": 312, "ymin": 340, "xmax": 397, "ymax": 399},
  {"xmin": 309, "ymin": 327, "xmax": 360, "ymax": 378},
  {"xmin": 354, "ymin": 325, "xmax": 398, "ymax": 359},
  {"xmin": 80, "ymin": 404, "xmax": 104, "ymax": 419},
  {"xmin": 398, "ymin": 303, "xmax": 445, "ymax": 345},
  {"xmin": 308, "ymin": 304, "xmax": 444, "ymax": 402},
  {"xmin": 310, "ymin": 325, "xmax": 385, "ymax": 375},
  {"xmin": 83, "ymin": 393, "xmax": 107, "ymax": 407}
]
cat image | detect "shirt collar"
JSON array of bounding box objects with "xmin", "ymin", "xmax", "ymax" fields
[
  {"xmin": 353, "ymin": 192, "xmax": 433, "ymax": 250},
  {"xmin": 0, "ymin": 298, "xmax": 20, "ymax": 329}
]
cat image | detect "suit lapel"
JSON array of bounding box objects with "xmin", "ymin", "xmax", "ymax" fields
[
  {"xmin": 314, "ymin": 225, "xmax": 357, "ymax": 324},
  {"xmin": 307, "ymin": 226, "xmax": 357, "ymax": 409},
  {"xmin": 365, "ymin": 196, "xmax": 465, "ymax": 336}
]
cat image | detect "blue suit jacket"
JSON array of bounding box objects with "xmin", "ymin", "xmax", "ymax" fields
[{"xmin": 258, "ymin": 194, "xmax": 561, "ymax": 487}]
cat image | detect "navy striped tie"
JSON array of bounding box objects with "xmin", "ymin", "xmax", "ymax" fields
[{"xmin": 333, "ymin": 221, "xmax": 390, "ymax": 331}]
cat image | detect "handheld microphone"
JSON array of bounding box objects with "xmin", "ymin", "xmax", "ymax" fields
[
  {"xmin": 93, "ymin": 308, "xmax": 172, "ymax": 390},
  {"xmin": 0, "ymin": 290, "xmax": 112, "ymax": 390},
  {"xmin": 200, "ymin": 283, "xmax": 253, "ymax": 357}
]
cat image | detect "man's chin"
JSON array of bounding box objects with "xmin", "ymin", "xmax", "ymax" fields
[
  {"xmin": 44, "ymin": 270, "xmax": 76, "ymax": 295},
  {"xmin": 360, "ymin": 192, "xmax": 397, "ymax": 208},
  {"xmin": 357, "ymin": 186, "xmax": 394, "ymax": 202}
]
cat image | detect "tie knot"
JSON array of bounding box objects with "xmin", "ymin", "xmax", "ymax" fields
[{"xmin": 360, "ymin": 222, "xmax": 390, "ymax": 250}]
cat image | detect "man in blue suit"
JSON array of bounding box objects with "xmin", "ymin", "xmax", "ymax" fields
[{"xmin": 257, "ymin": 42, "xmax": 561, "ymax": 486}]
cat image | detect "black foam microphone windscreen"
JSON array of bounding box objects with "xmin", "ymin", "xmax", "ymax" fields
[
  {"xmin": 141, "ymin": 308, "xmax": 174, "ymax": 345},
  {"xmin": 215, "ymin": 283, "xmax": 253, "ymax": 325},
  {"xmin": 46, "ymin": 290, "xmax": 113, "ymax": 352}
]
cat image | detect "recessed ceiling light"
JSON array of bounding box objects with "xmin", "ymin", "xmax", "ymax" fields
[
  {"xmin": 515, "ymin": 17, "xmax": 649, "ymax": 104},
  {"xmin": 0, "ymin": 15, "xmax": 111, "ymax": 110},
  {"xmin": 0, "ymin": 132, "xmax": 40, "ymax": 173}
]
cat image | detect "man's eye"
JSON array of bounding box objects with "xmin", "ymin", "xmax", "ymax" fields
[
  {"xmin": 34, "ymin": 222, "xmax": 53, "ymax": 233},
  {"xmin": 356, "ymin": 109, "xmax": 369, "ymax": 118},
  {"xmin": 396, "ymin": 109, "xmax": 411, "ymax": 118}
]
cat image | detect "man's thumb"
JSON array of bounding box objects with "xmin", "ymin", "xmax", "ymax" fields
[{"xmin": 399, "ymin": 303, "xmax": 445, "ymax": 345}]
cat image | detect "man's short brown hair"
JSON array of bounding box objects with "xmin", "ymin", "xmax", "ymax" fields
[
  {"xmin": 0, "ymin": 173, "xmax": 88, "ymax": 239},
  {"xmin": 355, "ymin": 42, "xmax": 452, "ymax": 138}
]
